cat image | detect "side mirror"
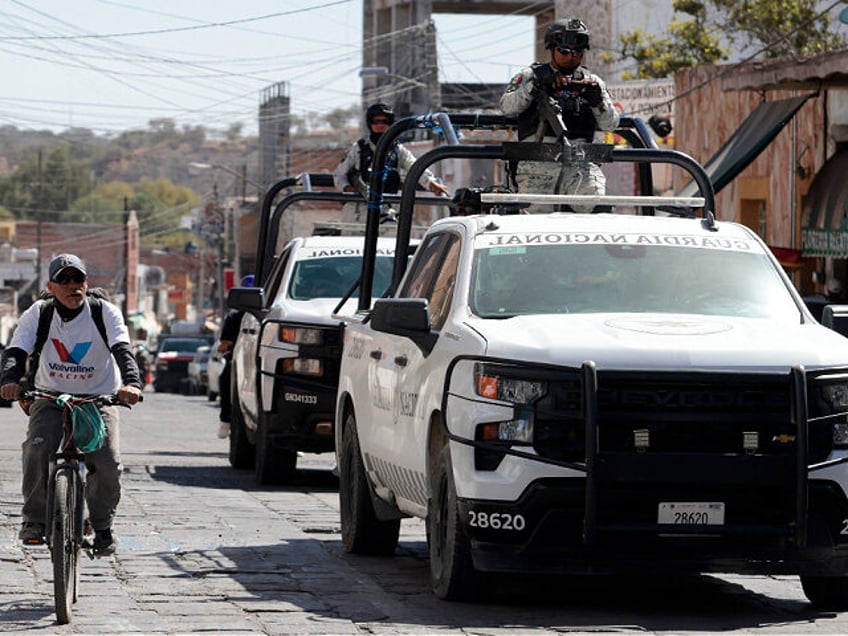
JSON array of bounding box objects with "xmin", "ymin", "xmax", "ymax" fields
[
  {"xmin": 370, "ymin": 298, "xmax": 437, "ymax": 355},
  {"xmin": 227, "ymin": 287, "xmax": 266, "ymax": 317},
  {"xmin": 822, "ymin": 305, "xmax": 848, "ymax": 337}
]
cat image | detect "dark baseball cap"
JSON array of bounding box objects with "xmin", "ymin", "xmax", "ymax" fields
[{"xmin": 49, "ymin": 253, "xmax": 87, "ymax": 281}]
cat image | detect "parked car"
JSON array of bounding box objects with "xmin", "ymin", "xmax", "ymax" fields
[
  {"xmin": 187, "ymin": 345, "xmax": 211, "ymax": 395},
  {"xmin": 152, "ymin": 335, "xmax": 213, "ymax": 393}
]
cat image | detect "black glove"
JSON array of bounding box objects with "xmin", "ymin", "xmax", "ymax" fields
[
  {"xmin": 531, "ymin": 65, "xmax": 556, "ymax": 94},
  {"xmin": 583, "ymin": 82, "xmax": 603, "ymax": 107}
]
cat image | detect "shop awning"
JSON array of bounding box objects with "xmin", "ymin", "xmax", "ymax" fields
[
  {"xmin": 678, "ymin": 95, "xmax": 813, "ymax": 198},
  {"xmin": 801, "ymin": 149, "xmax": 848, "ymax": 257}
]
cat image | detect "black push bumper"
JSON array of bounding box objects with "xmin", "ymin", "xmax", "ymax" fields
[
  {"xmin": 458, "ymin": 476, "xmax": 848, "ymax": 577},
  {"xmin": 263, "ymin": 377, "xmax": 337, "ymax": 454}
]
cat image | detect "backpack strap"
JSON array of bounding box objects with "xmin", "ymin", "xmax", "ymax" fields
[
  {"xmin": 24, "ymin": 300, "xmax": 55, "ymax": 385},
  {"xmin": 86, "ymin": 297, "xmax": 110, "ymax": 349}
]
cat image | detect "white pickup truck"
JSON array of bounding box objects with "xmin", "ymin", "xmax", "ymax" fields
[
  {"xmin": 227, "ymin": 234, "xmax": 397, "ymax": 484},
  {"xmin": 335, "ymin": 207, "xmax": 848, "ymax": 606}
]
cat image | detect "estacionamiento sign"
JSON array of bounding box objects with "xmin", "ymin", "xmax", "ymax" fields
[{"xmin": 606, "ymin": 78, "xmax": 675, "ymax": 120}]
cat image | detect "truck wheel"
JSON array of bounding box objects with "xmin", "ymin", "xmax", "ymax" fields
[
  {"xmin": 339, "ymin": 411, "xmax": 399, "ymax": 555},
  {"xmin": 254, "ymin": 415, "xmax": 297, "ymax": 485},
  {"xmin": 429, "ymin": 445, "xmax": 480, "ymax": 600},
  {"xmin": 229, "ymin": 398, "xmax": 255, "ymax": 470},
  {"xmin": 801, "ymin": 575, "xmax": 848, "ymax": 609}
]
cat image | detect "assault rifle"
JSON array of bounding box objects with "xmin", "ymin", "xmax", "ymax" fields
[
  {"xmin": 345, "ymin": 169, "xmax": 370, "ymax": 201},
  {"xmin": 534, "ymin": 92, "xmax": 572, "ymax": 147}
]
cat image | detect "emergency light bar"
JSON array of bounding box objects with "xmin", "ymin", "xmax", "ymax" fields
[{"xmin": 479, "ymin": 193, "xmax": 706, "ymax": 208}]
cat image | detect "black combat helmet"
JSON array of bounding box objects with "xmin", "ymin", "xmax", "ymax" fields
[
  {"xmin": 366, "ymin": 102, "xmax": 395, "ymax": 126},
  {"xmin": 544, "ymin": 18, "xmax": 590, "ymax": 51}
]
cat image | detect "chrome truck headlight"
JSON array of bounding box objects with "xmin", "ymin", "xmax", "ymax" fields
[
  {"xmin": 279, "ymin": 326, "xmax": 323, "ymax": 345},
  {"xmin": 474, "ymin": 363, "xmax": 547, "ymax": 443}
]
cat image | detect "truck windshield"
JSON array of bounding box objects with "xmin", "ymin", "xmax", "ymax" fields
[
  {"xmin": 288, "ymin": 255, "xmax": 394, "ymax": 300},
  {"xmin": 470, "ymin": 243, "xmax": 800, "ymax": 322}
]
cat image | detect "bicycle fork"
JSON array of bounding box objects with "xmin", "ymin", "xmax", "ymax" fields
[{"xmin": 45, "ymin": 455, "xmax": 91, "ymax": 558}]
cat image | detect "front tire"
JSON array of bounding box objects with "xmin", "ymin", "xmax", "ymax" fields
[
  {"xmin": 52, "ymin": 470, "xmax": 77, "ymax": 624},
  {"xmin": 429, "ymin": 445, "xmax": 480, "ymax": 600},
  {"xmin": 229, "ymin": 378, "xmax": 255, "ymax": 470},
  {"xmin": 254, "ymin": 414, "xmax": 297, "ymax": 485},
  {"xmin": 801, "ymin": 575, "xmax": 848, "ymax": 609},
  {"xmin": 339, "ymin": 410, "xmax": 399, "ymax": 555}
]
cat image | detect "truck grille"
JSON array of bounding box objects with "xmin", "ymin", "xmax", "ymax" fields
[{"xmin": 533, "ymin": 370, "xmax": 831, "ymax": 465}]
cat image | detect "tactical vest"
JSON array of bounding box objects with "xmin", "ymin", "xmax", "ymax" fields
[
  {"xmin": 348, "ymin": 139, "xmax": 401, "ymax": 193},
  {"xmin": 516, "ymin": 63, "xmax": 598, "ymax": 143}
]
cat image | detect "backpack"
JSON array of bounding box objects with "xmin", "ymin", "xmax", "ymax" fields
[{"xmin": 24, "ymin": 292, "xmax": 110, "ymax": 385}]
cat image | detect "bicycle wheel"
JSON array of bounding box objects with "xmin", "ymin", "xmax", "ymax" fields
[{"xmin": 52, "ymin": 469, "xmax": 77, "ymax": 624}]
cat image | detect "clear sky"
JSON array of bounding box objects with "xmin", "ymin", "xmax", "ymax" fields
[{"xmin": 0, "ymin": 0, "xmax": 536, "ymax": 137}]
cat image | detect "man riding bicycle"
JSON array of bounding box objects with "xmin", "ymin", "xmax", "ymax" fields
[{"xmin": 0, "ymin": 254, "xmax": 142, "ymax": 555}]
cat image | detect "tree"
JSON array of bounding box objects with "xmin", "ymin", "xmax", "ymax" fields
[
  {"xmin": 66, "ymin": 177, "xmax": 199, "ymax": 240},
  {"xmin": 324, "ymin": 105, "xmax": 359, "ymax": 130},
  {"xmin": 0, "ymin": 146, "xmax": 93, "ymax": 221},
  {"xmin": 711, "ymin": 0, "xmax": 845, "ymax": 58},
  {"xmin": 606, "ymin": 0, "xmax": 845, "ymax": 79},
  {"xmin": 225, "ymin": 123, "xmax": 244, "ymax": 141},
  {"xmin": 68, "ymin": 180, "xmax": 135, "ymax": 224}
]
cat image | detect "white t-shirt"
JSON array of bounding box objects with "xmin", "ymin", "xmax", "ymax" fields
[{"xmin": 10, "ymin": 299, "xmax": 130, "ymax": 395}]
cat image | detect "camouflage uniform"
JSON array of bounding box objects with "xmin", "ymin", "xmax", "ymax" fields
[
  {"xmin": 333, "ymin": 138, "xmax": 441, "ymax": 226},
  {"xmin": 500, "ymin": 63, "xmax": 619, "ymax": 213}
]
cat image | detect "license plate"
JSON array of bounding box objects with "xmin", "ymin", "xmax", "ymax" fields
[{"xmin": 658, "ymin": 502, "xmax": 725, "ymax": 525}]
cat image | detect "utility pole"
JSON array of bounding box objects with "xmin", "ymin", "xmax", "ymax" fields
[
  {"xmin": 35, "ymin": 221, "xmax": 42, "ymax": 295},
  {"xmin": 123, "ymin": 196, "xmax": 129, "ymax": 318},
  {"xmin": 215, "ymin": 183, "xmax": 225, "ymax": 316}
]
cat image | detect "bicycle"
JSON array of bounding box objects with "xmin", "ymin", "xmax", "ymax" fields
[{"xmin": 20, "ymin": 389, "xmax": 137, "ymax": 625}]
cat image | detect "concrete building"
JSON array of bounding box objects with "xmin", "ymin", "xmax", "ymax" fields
[{"xmin": 672, "ymin": 49, "xmax": 848, "ymax": 297}]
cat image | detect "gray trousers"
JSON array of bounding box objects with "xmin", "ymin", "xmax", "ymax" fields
[
  {"xmin": 515, "ymin": 159, "xmax": 606, "ymax": 213},
  {"xmin": 21, "ymin": 399, "xmax": 122, "ymax": 532}
]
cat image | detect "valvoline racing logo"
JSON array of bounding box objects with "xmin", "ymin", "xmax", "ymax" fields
[
  {"xmin": 47, "ymin": 339, "xmax": 96, "ymax": 378},
  {"xmin": 51, "ymin": 339, "xmax": 92, "ymax": 364}
]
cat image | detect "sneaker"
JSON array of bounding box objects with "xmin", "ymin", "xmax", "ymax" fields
[
  {"xmin": 19, "ymin": 522, "xmax": 46, "ymax": 545},
  {"xmin": 217, "ymin": 421, "xmax": 230, "ymax": 439},
  {"xmin": 92, "ymin": 528, "xmax": 117, "ymax": 556}
]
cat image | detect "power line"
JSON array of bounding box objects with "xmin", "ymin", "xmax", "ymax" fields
[{"xmin": 0, "ymin": 0, "xmax": 353, "ymax": 40}]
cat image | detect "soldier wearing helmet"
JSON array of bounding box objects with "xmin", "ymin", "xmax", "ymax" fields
[
  {"xmin": 334, "ymin": 102, "xmax": 449, "ymax": 227},
  {"xmin": 500, "ymin": 18, "xmax": 619, "ymax": 213}
]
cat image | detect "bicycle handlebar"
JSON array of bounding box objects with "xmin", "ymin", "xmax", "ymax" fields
[{"xmin": 20, "ymin": 390, "xmax": 143, "ymax": 408}]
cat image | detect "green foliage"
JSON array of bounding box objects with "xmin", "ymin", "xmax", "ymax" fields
[
  {"xmin": 711, "ymin": 0, "xmax": 845, "ymax": 58},
  {"xmin": 113, "ymin": 118, "xmax": 208, "ymax": 151},
  {"xmin": 0, "ymin": 145, "xmax": 94, "ymax": 221},
  {"xmin": 68, "ymin": 177, "xmax": 200, "ymax": 238},
  {"xmin": 607, "ymin": 0, "xmax": 846, "ymax": 79},
  {"xmin": 324, "ymin": 105, "xmax": 360, "ymax": 130}
]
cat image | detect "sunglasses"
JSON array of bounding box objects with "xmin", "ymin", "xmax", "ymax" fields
[
  {"xmin": 556, "ymin": 46, "xmax": 586, "ymax": 56},
  {"xmin": 55, "ymin": 272, "xmax": 86, "ymax": 285},
  {"xmin": 371, "ymin": 117, "xmax": 390, "ymax": 124}
]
